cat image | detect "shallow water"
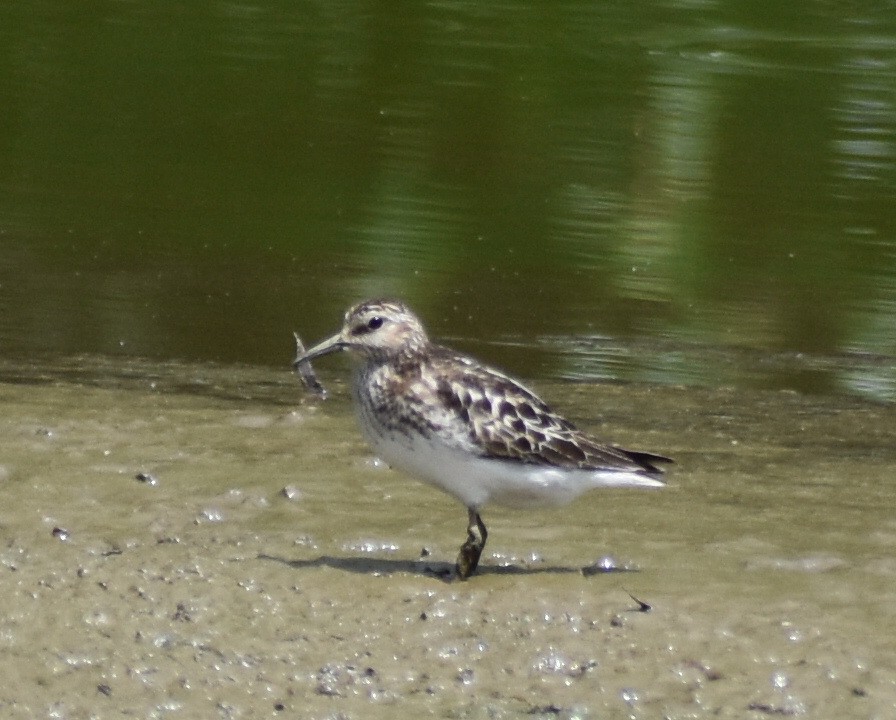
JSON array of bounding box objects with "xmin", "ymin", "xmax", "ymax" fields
[
  {"xmin": 2, "ymin": 2, "xmax": 895, "ymax": 400},
  {"xmin": 1, "ymin": 356, "xmax": 894, "ymax": 718}
]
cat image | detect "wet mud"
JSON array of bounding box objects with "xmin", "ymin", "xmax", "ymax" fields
[{"xmin": 1, "ymin": 358, "xmax": 895, "ymax": 718}]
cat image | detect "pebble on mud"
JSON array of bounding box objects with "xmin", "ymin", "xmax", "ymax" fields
[
  {"xmin": 135, "ymin": 472, "xmax": 159, "ymax": 486},
  {"xmin": 581, "ymin": 556, "xmax": 623, "ymax": 575}
]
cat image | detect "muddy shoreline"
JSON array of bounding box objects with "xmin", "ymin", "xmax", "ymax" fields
[{"xmin": 1, "ymin": 359, "xmax": 894, "ymax": 717}]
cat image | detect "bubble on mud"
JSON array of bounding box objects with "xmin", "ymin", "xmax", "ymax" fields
[
  {"xmin": 771, "ymin": 670, "xmax": 790, "ymax": 690},
  {"xmin": 293, "ymin": 534, "xmax": 317, "ymax": 548},
  {"xmin": 581, "ymin": 555, "xmax": 638, "ymax": 575},
  {"xmin": 437, "ymin": 645, "xmax": 460, "ymax": 660},
  {"xmin": 313, "ymin": 662, "xmax": 384, "ymax": 700},
  {"xmin": 533, "ymin": 648, "xmax": 571, "ymax": 675},
  {"xmin": 746, "ymin": 554, "xmax": 847, "ymax": 573},
  {"xmin": 195, "ymin": 507, "xmax": 224, "ymax": 523},
  {"xmin": 456, "ymin": 668, "xmax": 475, "ymax": 686},
  {"xmin": 343, "ymin": 539, "xmax": 399, "ymax": 554}
]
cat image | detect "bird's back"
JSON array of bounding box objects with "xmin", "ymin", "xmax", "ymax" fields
[{"xmin": 356, "ymin": 342, "xmax": 669, "ymax": 478}]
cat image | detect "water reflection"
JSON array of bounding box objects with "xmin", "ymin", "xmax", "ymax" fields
[
  {"xmin": 550, "ymin": 334, "xmax": 896, "ymax": 401},
  {"xmin": 0, "ymin": 2, "xmax": 893, "ymax": 400}
]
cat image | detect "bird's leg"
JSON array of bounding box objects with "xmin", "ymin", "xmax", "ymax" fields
[{"xmin": 456, "ymin": 507, "xmax": 488, "ymax": 580}]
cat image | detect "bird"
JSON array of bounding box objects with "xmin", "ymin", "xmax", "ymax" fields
[{"xmin": 294, "ymin": 298, "xmax": 671, "ymax": 579}]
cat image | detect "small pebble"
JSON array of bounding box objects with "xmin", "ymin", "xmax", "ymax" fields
[
  {"xmin": 135, "ymin": 472, "xmax": 158, "ymax": 486},
  {"xmin": 280, "ymin": 485, "xmax": 303, "ymax": 501},
  {"xmin": 456, "ymin": 668, "xmax": 474, "ymax": 686},
  {"xmin": 582, "ymin": 556, "xmax": 619, "ymax": 575}
]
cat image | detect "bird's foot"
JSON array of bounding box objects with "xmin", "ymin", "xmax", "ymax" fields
[
  {"xmin": 455, "ymin": 508, "xmax": 488, "ymax": 580},
  {"xmin": 455, "ymin": 538, "xmax": 483, "ymax": 580}
]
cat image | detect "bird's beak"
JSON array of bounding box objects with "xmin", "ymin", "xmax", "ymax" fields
[{"xmin": 293, "ymin": 332, "xmax": 346, "ymax": 368}]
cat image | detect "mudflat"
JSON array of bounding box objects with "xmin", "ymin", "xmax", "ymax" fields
[{"xmin": 1, "ymin": 358, "xmax": 894, "ymax": 718}]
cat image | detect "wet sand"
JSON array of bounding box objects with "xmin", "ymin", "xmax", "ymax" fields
[{"xmin": 1, "ymin": 358, "xmax": 895, "ymax": 718}]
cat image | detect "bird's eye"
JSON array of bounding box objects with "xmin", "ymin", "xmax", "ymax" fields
[{"xmin": 367, "ymin": 316, "xmax": 384, "ymax": 330}]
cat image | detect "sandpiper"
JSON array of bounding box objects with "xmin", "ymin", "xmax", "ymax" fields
[{"xmin": 295, "ymin": 299, "xmax": 671, "ymax": 579}]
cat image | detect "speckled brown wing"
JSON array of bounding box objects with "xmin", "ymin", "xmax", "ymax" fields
[{"xmin": 430, "ymin": 348, "xmax": 669, "ymax": 475}]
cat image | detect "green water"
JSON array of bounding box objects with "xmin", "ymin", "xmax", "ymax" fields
[
  {"xmin": 1, "ymin": 2, "xmax": 894, "ymax": 399},
  {"xmin": 1, "ymin": 5, "xmax": 896, "ymax": 716}
]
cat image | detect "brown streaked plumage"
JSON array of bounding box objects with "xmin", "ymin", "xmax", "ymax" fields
[{"xmin": 296, "ymin": 298, "xmax": 671, "ymax": 579}]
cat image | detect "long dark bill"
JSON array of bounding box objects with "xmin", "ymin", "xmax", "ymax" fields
[{"xmin": 292, "ymin": 333, "xmax": 347, "ymax": 368}]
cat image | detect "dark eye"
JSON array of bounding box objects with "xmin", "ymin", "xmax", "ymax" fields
[{"xmin": 367, "ymin": 316, "xmax": 384, "ymax": 330}]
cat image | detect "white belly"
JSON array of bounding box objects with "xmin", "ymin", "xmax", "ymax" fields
[{"xmin": 361, "ymin": 424, "xmax": 663, "ymax": 511}]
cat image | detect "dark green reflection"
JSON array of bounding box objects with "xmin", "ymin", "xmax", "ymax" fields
[{"xmin": 0, "ymin": 2, "xmax": 893, "ymax": 399}]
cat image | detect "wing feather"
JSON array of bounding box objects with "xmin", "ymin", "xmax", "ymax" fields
[{"xmin": 427, "ymin": 346, "xmax": 670, "ymax": 476}]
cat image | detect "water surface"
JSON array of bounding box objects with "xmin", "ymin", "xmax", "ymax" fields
[{"xmin": 1, "ymin": 2, "xmax": 894, "ymax": 398}]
